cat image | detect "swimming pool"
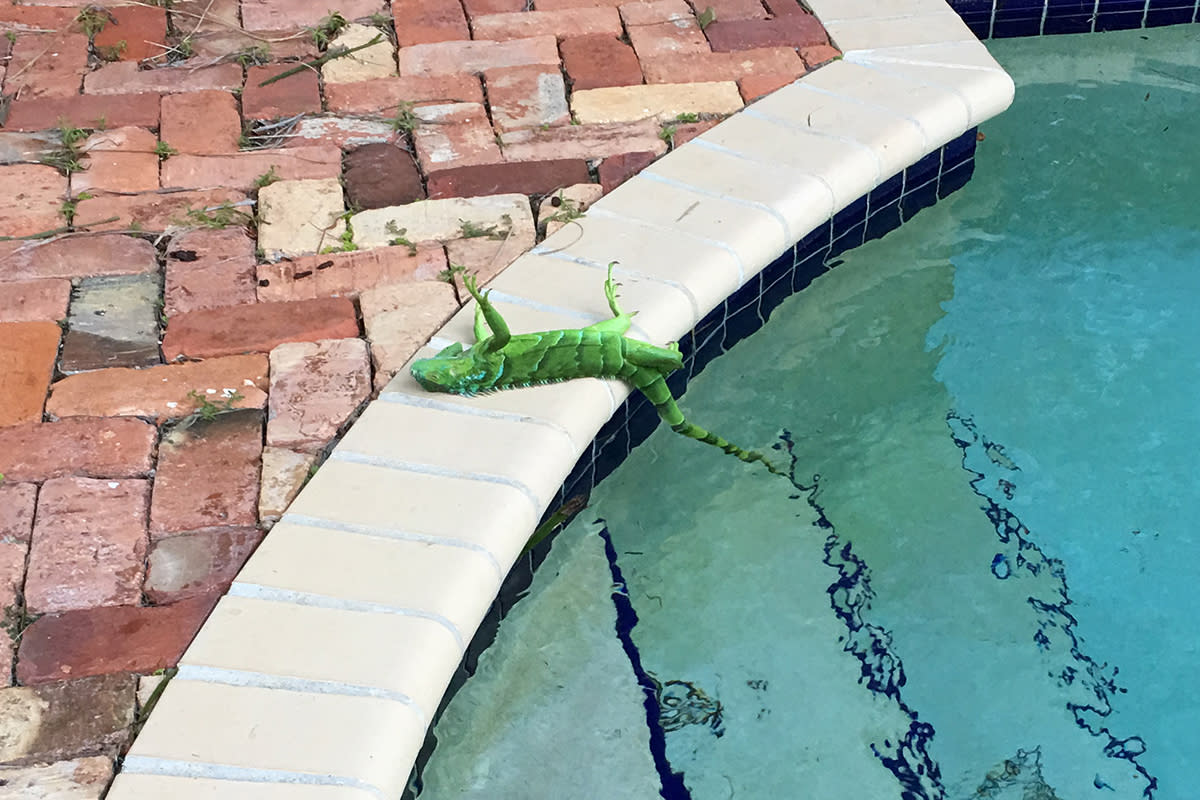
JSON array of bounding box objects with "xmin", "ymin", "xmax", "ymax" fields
[{"xmin": 416, "ymin": 24, "xmax": 1200, "ymax": 800}]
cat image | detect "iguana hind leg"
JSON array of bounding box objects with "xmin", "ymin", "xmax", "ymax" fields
[
  {"xmin": 464, "ymin": 273, "xmax": 511, "ymax": 349},
  {"xmin": 625, "ymin": 364, "xmax": 787, "ymax": 478}
]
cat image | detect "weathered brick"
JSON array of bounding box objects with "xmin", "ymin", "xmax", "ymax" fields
[
  {"xmin": 344, "ymin": 143, "xmax": 426, "ymax": 210},
  {"xmin": 0, "ymin": 233, "xmax": 157, "ymax": 282},
  {"xmin": 397, "ymin": 36, "xmax": 560, "ymax": 76},
  {"xmin": 738, "ymin": 71, "xmax": 798, "ymax": 102},
  {"xmin": 243, "ymin": 64, "xmax": 323, "ymax": 119},
  {"xmin": 71, "ymin": 127, "xmax": 160, "ymax": 195},
  {"xmin": 160, "ymin": 90, "xmax": 242, "ymax": 155},
  {"xmin": 164, "ymin": 228, "xmax": 258, "ymax": 316},
  {"xmin": 0, "ymin": 541, "xmax": 26, "ymax": 684},
  {"xmin": 0, "ymin": 757, "xmax": 114, "ymax": 799},
  {"xmin": 0, "ymin": 483, "xmax": 37, "ymax": 542},
  {"xmin": 0, "ymin": 418, "xmax": 157, "ymax": 483},
  {"xmin": 258, "ymin": 448, "xmax": 316, "ymax": 525},
  {"xmin": 571, "ymin": 81, "xmax": 743, "ymax": 123},
  {"xmin": 411, "ymin": 103, "xmax": 503, "ymax": 172},
  {"xmin": 392, "ymin": 0, "xmax": 469, "ymax": 46},
  {"xmin": 760, "ymin": 0, "xmax": 807, "ymax": 16},
  {"xmin": 72, "ymin": 188, "xmax": 249, "ymax": 233},
  {"xmin": 470, "ymin": 7, "xmax": 622, "ymax": 40},
  {"xmin": 160, "ymin": 145, "xmax": 343, "ymax": 190},
  {"xmin": 350, "ymin": 193, "xmax": 534, "ymax": 248},
  {"xmin": 256, "ymin": 178, "xmax": 346, "ymax": 259},
  {"xmin": 0, "ymin": 5, "xmax": 77, "ymax": 30},
  {"xmin": 59, "ymin": 273, "xmax": 162, "ymax": 373},
  {"xmin": 268, "ymin": 338, "xmax": 371, "ymax": 452},
  {"xmin": 626, "ymin": 17, "xmax": 711, "ymax": 59},
  {"xmin": 0, "ymin": 278, "xmax": 70, "ymax": 323},
  {"xmin": 498, "ymin": 119, "xmax": 668, "ymax": 161},
  {"xmin": 322, "ymin": 23, "xmax": 396, "ymax": 83},
  {"xmin": 801, "ymin": 43, "xmax": 841, "ymax": 68},
  {"xmin": 241, "ymin": 0, "xmax": 386, "ymax": 31},
  {"xmin": 463, "ymin": 0, "xmax": 526, "ymax": 13},
  {"xmin": 598, "ymin": 150, "xmax": 658, "ymax": 192},
  {"xmin": 46, "ymin": 355, "xmax": 269, "ymax": 420},
  {"xmin": 537, "ymin": 181, "xmax": 604, "ymax": 235},
  {"xmin": 670, "ymin": 118, "xmax": 722, "ymax": 146},
  {"xmin": 618, "ymin": 0, "xmax": 693, "ymax": 25},
  {"xmin": 93, "ymin": 4, "xmax": 169, "ymax": 61},
  {"xmin": 150, "ymin": 411, "xmax": 263, "ymax": 536},
  {"xmin": 325, "ymin": 75, "xmax": 484, "ymax": 114},
  {"xmin": 426, "ymin": 159, "xmax": 591, "ymax": 198},
  {"xmin": 444, "ymin": 233, "xmax": 533, "ymax": 289},
  {"xmin": 83, "ymin": 61, "xmax": 243, "ymax": 94},
  {"xmin": 0, "ymin": 322, "xmax": 60, "ymax": 428},
  {"xmin": 145, "ymin": 526, "xmax": 264, "ymax": 603},
  {"xmin": 282, "ymin": 117, "xmax": 403, "ymax": 150},
  {"xmin": 535, "ymin": 0, "xmax": 625, "ymax": 7},
  {"xmin": 25, "ymin": 477, "xmax": 150, "ymax": 615},
  {"xmin": 16, "ymin": 594, "xmax": 219, "ymax": 685},
  {"xmin": 640, "ymin": 46, "xmax": 802, "ymax": 83},
  {"xmin": 6, "ymin": 33, "xmax": 88, "ymax": 98},
  {"xmin": 0, "ymin": 674, "xmax": 136, "ymax": 764},
  {"xmin": 0, "ymin": 165, "xmax": 67, "ymax": 239},
  {"xmin": 360, "ymin": 281, "xmax": 460, "ymax": 384},
  {"xmin": 704, "ymin": 13, "xmax": 828, "ymax": 51},
  {"xmin": 485, "ymin": 65, "xmax": 570, "ymax": 131},
  {"xmin": 256, "ymin": 245, "xmax": 447, "ymax": 302},
  {"xmin": 560, "ymin": 34, "xmax": 644, "ymax": 90},
  {"xmin": 161, "ymin": 297, "xmax": 361, "ymax": 360},
  {"xmin": 188, "ymin": 28, "xmax": 318, "ymax": 61},
  {"xmin": 687, "ymin": 0, "xmax": 766, "ymax": 20},
  {"xmin": 1, "ymin": 93, "xmax": 161, "ymax": 132}
]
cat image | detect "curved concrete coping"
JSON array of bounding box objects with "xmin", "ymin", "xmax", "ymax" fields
[{"xmin": 107, "ymin": 3, "xmax": 1015, "ymax": 798}]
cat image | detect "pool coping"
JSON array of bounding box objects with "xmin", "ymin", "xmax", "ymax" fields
[{"xmin": 106, "ymin": 2, "xmax": 1016, "ymax": 798}]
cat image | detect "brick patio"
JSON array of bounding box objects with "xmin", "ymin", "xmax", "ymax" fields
[{"xmin": 0, "ymin": 0, "xmax": 837, "ymax": 793}]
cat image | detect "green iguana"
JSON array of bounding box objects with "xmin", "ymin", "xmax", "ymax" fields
[{"xmin": 411, "ymin": 264, "xmax": 785, "ymax": 478}]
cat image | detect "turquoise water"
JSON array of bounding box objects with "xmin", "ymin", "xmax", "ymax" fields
[{"xmin": 418, "ymin": 25, "xmax": 1200, "ymax": 800}]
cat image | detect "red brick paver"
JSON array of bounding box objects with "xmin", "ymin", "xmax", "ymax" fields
[
  {"xmin": 0, "ymin": 322, "xmax": 61, "ymax": 427},
  {"xmin": 161, "ymin": 297, "xmax": 360, "ymax": 360},
  {"xmin": 0, "ymin": 418, "xmax": 157, "ymax": 482}
]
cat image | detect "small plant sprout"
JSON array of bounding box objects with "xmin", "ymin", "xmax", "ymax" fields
[
  {"xmin": 457, "ymin": 214, "xmax": 512, "ymax": 240},
  {"xmin": 541, "ymin": 191, "xmax": 585, "ymax": 226},
  {"xmin": 385, "ymin": 220, "xmax": 418, "ymax": 255},
  {"xmin": 390, "ymin": 101, "xmax": 420, "ymax": 133},
  {"xmin": 696, "ymin": 5, "xmax": 716, "ymax": 29},
  {"xmin": 178, "ymin": 202, "xmax": 253, "ymax": 229},
  {"xmin": 75, "ymin": 5, "xmax": 114, "ymax": 36},
  {"xmin": 438, "ymin": 263, "xmax": 470, "ymax": 284},
  {"xmin": 41, "ymin": 121, "xmax": 90, "ymax": 175},
  {"xmin": 309, "ymin": 11, "xmax": 349, "ymax": 49},
  {"xmin": 154, "ymin": 141, "xmax": 178, "ymax": 160},
  {"xmin": 96, "ymin": 40, "xmax": 127, "ymax": 61},
  {"xmin": 252, "ymin": 166, "xmax": 280, "ymax": 189},
  {"xmin": 234, "ymin": 44, "xmax": 271, "ymax": 67},
  {"xmin": 181, "ymin": 388, "xmax": 245, "ymax": 427}
]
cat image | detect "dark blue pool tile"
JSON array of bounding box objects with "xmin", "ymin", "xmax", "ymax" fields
[
  {"xmin": 832, "ymin": 194, "xmax": 869, "ymax": 238},
  {"xmin": 463, "ymin": 600, "xmax": 502, "ymax": 675},
  {"xmin": 1097, "ymin": 0, "xmax": 1151, "ymax": 12},
  {"xmin": 563, "ymin": 440, "xmax": 597, "ymax": 498},
  {"xmin": 907, "ymin": 149, "xmax": 942, "ymax": 184},
  {"xmin": 723, "ymin": 291, "xmax": 764, "ymax": 351},
  {"xmin": 1094, "ymin": 8, "xmax": 1147, "ymax": 28},
  {"xmin": 938, "ymin": 159, "xmax": 977, "ymax": 198},
  {"xmin": 869, "ymin": 172, "xmax": 905, "ymax": 211},
  {"xmin": 943, "ymin": 128, "xmax": 979, "ymax": 169},
  {"xmin": 991, "ymin": 14, "xmax": 1045, "ymax": 36},
  {"xmin": 1145, "ymin": 4, "xmax": 1196, "ymax": 25},
  {"xmin": 865, "ymin": 199, "xmax": 903, "ymax": 243},
  {"xmin": 592, "ymin": 417, "xmax": 631, "ymax": 486},
  {"xmin": 1043, "ymin": 11, "xmax": 1097, "ymax": 33},
  {"xmin": 498, "ymin": 552, "xmax": 535, "ymax": 616},
  {"xmin": 830, "ymin": 219, "xmax": 867, "ymax": 256},
  {"xmin": 688, "ymin": 312, "xmax": 727, "ymax": 375},
  {"xmin": 759, "ymin": 268, "xmax": 794, "ymax": 323},
  {"xmin": 627, "ymin": 395, "xmax": 661, "ymax": 450},
  {"xmin": 900, "ymin": 174, "xmax": 941, "ymax": 220}
]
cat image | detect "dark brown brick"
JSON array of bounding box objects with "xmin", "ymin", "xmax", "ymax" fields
[
  {"xmin": 560, "ymin": 34, "xmax": 644, "ymax": 90},
  {"xmin": 704, "ymin": 14, "xmax": 828, "ymax": 52},
  {"xmin": 426, "ymin": 159, "xmax": 592, "ymax": 199},
  {"xmin": 16, "ymin": 594, "xmax": 220, "ymax": 685},
  {"xmin": 598, "ymin": 151, "xmax": 658, "ymax": 193},
  {"xmin": 344, "ymin": 143, "xmax": 426, "ymax": 210}
]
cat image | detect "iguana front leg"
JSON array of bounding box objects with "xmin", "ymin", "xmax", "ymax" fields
[{"xmin": 464, "ymin": 274, "xmax": 511, "ymax": 350}]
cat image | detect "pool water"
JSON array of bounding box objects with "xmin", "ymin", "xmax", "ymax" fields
[{"xmin": 417, "ymin": 24, "xmax": 1200, "ymax": 800}]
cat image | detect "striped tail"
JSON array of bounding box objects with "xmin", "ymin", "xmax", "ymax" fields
[{"xmin": 625, "ymin": 365, "xmax": 787, "ymax": 479}]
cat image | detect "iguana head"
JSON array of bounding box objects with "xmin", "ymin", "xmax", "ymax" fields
[{"xmin": 411, "ymin": 341, "xmax": 502, "ymax": 395}]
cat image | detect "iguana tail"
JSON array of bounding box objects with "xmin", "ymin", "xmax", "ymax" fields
[{"xmin": 626, "ymin": 365, "xmax": 787, "ymax": 478}]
